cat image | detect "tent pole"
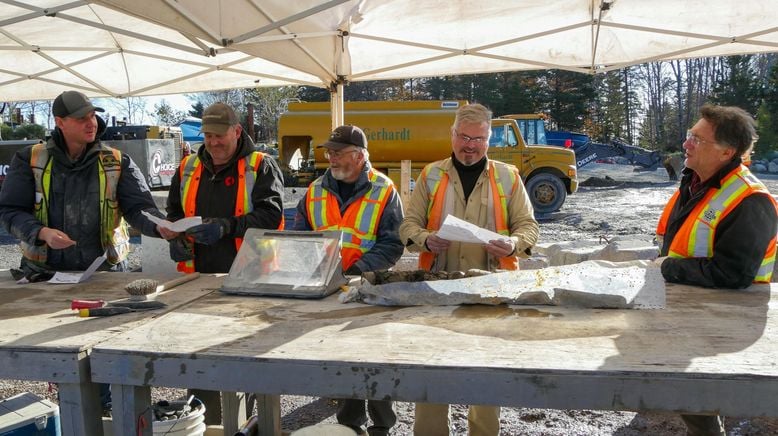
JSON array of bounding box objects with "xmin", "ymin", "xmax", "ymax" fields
[{"xmin": 329, "ymin": 80, "xmax": 345, "ymax": 130}]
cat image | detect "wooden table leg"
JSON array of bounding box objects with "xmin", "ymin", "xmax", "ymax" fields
[
  {"xmin": 58, "ymin": 381, "xmax": 105, "ymax": 436},
  {"xmin": 222, "ymin": 391, "xmax": 248, "ymax": 435},
  {"xmin": 254, "ymin": 394, "xmax": 281, "ymax": 436},
  {"xmin": 111, "ymin": 384, "xmax": 152, "ymax": 436}
]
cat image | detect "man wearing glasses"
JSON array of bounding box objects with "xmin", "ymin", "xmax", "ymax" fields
[
  {"xmin": 399, "ymin": 103, "xmax": 538, "ymax": 436},
  {"xmin": 294, "ymin": 124, "xmax": 404, "ymax": 436},
  {"xmin": 656, "ymin": 105, "xmax": 777, "ymax": 436}
]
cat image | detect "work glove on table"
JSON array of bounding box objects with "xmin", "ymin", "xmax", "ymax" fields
[
  {"xmin": 186, "ymin": 217, "xmax": 232, "ymax": 245},
  {"xmin": 10, "ymin": 260, "xmax": 56, "ymax": 283}
]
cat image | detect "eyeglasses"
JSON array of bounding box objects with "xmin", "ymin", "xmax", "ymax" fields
[
  {"xmin": 453, "ymin": 130, "xmax": 488, "ymax": 145},
  {"xmin": 685, "ymin": 130, "xmax": 715, "ymax": 147},
  {"xmin": 324, "ymin": 148, "xmax": 359, "ymax": 159}
]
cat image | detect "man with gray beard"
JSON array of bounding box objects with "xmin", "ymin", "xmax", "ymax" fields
[{"xmin": 293, "ymin": 124, "xmax": 403, "ymax": 436}]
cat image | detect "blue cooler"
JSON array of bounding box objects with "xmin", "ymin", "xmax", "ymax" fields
[{"xmin": 0, "ymin": 393, "xmax": 60, "ymax": 436}]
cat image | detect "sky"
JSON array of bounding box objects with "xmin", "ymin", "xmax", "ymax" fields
[
  {"xmin": 94, "ymin": 93, "xmax": 196, "ymax": 126},
  {"xmin": 16, "ymin": 93, "xmax": 198, "ymax": 130}
]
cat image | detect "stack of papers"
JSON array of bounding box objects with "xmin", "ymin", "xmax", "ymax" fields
[
  {"xmin": 142, "ymin": 211, "xmax": 202, "ymax": 232},
  {"xmin": 48, "ymin": 253, "xmax": 106, "ymax": 284}
]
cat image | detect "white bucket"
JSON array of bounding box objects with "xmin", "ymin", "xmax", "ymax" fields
[
  {"xmin": 152, "ymin": 399, "xmax": 206, "ymax": 436},
  {"xmin": 290, "ymin": 423, "xmax": 358, "ymax": 436}
]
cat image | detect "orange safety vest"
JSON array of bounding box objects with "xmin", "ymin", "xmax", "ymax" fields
[
  {"xmin": 177, "ymin": 152, "xmax": 283, "ymax": 272},
  {"xmin": 419, "ymin": 160, "xmax": 520, "ymax": 272},
  {"xmin": 305, "ymin": 169, "xmax": 394, "ymax": 270},
  {"xmin": 656, "ymin": 164, "xmax": 778, "ymax": 283}
]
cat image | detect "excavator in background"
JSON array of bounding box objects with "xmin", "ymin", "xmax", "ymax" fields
[{"xmin": 503, "ymin": 114, "xmax": 665, "ymax": 172}]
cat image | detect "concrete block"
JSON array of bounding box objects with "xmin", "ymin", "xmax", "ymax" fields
[
  {"xmin": 537, "ymin": 239, "xmax": 603, "ymax": 266},
  {"xmin": 520, "ymin": 254, "xmax": 549, "ymax": 270},
  {"xmin": 393, "ymin": 250, "xmax": 418, "ymax": 272},
  {"xmin": 592, "ymin": 239, "xmax": 659, "ymax": 262},
  {"xmin": 359, "ymin": 260, "xmax": 666, "ymax": 309},
  {"xmin": 536, "ymin": 236, "xmax": 659, "ymax": 266}
]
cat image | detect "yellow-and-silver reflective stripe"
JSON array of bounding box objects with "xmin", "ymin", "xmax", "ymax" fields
[
  {"xmin": 242, "ymin": 152, "xmax": 262, "ymax": 213},
  {"xmin": 423, "ymin": 165, "xmax": 445, "ymax": 217},
  {"xmin": 98, "ymin": 149, "xmax": 130, "ymax": 265},
  {"xmin": 354, "ymin": 171, "xmax": 390, "ymax": 233},
  {"xmin": 492, "ymin": 163, "xmax": 516, "ymax": 236},
  {"xmin": 23, "ymin": 144, "xmax": 53, "ymax": 264},
  {"xmin": 180, "ymin": 155, "xmax": 199, "ymax": 210},
  {"xmin": 342, "ymin": 171, "xmax": 391, "ymax": 252},
  {"xmin": 685, "ymin": 170, "xmax": 753, "ymax": 258},
  {"xmin": 24, "ymin": 144, "xmax": 128, "ymax": 265},
  {"xmin": 755, "ymin": 252, "xmax": 776, "ymax": 282},
  {"xmin": 306, "ymin": 171, "xmax": 392, "ymax": 253},
  {"xmin": 308, "ymin": 179, "xmax": 331, "ymax": 229}
]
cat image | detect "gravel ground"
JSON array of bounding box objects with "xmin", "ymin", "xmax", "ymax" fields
[{"xmin": 1, "ymin": 164, "xmax": 777, "ymax": 435}]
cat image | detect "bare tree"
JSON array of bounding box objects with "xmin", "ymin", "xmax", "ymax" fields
[
  {"xmin": 101, "ymin": 97, "xmax": 148, "ymax": 125},
  {"xmin": 150, "ymin": 99, "xmax": 186, "ymax": 125},
  {"xmin": 244, "ymin": 86, "xmax": 300, "ymax": 143}
]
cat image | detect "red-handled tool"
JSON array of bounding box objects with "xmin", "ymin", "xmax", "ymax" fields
[{"xmin": 71, "ymin": 299, "xmax": 106, "ymax": 310}]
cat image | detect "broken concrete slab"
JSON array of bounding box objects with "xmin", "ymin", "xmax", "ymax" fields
[
  {"xmin": 358, "ymin": 260, "xmax": 665, "ymax": 309},
  {"xmin": 534, "ymin": 235, "xmax": 659, "ymax": 266},
  {"xmin": 519, "ymin": 254, "xmax": 549, "ymax": 270},
  {"xmin": 592, "ymin": 238, "xmax": 659, "ymax": 262},
  {"xmin": 535, "ymin": 239, "xmax": 602, "ymax": 265}
]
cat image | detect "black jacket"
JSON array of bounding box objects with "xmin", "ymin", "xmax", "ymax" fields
[
  {"xmin": 166, "ymin": 130, "xmax": 284, "ymax": 273},
  {"xmin": 0, "ymin": 116, "xmax": 162, "ymax": 271},
  {"xmin": 660, "ymin": 160, "xmax": 778, "ymax": 288}
]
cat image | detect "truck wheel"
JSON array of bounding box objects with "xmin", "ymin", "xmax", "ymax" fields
[{"xmin": 525, "ymin": 173, "xmax": 566, "ymax": 214}]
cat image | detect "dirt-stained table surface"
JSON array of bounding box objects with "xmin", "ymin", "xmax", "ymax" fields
[
  {"xmin": 90, "ymin": 276, "xmax": 778, "ymax": 436},
  {"xmin": 0, "ymin": 270, "xmax": 211, "ymax": 435}
]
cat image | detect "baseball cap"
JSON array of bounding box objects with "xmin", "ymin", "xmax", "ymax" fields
[
  {"xmin": 201, "ymin": 103, "xmax": 239, "ymax": 135},
  {"xmin": 318, "ymin": 125, "xmax": 368, "ymax": 150},
  {"xmin": 52, "ymin": 91, "xmax": 104, "ymax": 118}
]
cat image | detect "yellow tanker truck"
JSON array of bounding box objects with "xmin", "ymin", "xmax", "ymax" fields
[{"xmin": 277, "ymin": 100, "xmax": 578, "ymax": 213}]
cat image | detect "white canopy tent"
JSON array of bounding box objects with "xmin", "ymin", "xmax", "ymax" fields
[{"xmin": 2, "ymin": 0, "xmax": 777, "ymax": 125}]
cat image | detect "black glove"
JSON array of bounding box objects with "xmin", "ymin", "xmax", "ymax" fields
[
  {"xmin": 344, "ymin": 264, "xmax": 362, "ymax": 276},
  {"xmin": 186, "ymin": 218, "xmax": 231, "ymax": 246},
  {"xmin": 169, "ymin": 237, "xmax": 194, "ymax": 262},
  {"xmin": 11, "ymin": 260, "xmax": 56, "ymax": 282}
]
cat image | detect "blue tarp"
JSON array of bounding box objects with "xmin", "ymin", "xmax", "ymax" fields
[{"xmin": 178, "ymin": 118, "xmax": 203, "ymax": 143}]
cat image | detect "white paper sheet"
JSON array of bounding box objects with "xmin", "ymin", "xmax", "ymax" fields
[
  {"xmin": 142, "ymin": 211, "xmax": 202, "ymax": 232},
  {"xmin": 434, "ymin": 215, "xmax": 511, "ymax": 244},
  {"xmin": 48, "ymin": 252, "xmax": 106, "ymax": 284}
]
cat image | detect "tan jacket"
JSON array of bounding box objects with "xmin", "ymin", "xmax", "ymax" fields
[{"xmin": 399, "ymin": 157, "xmax": 539, "ymax": 272}]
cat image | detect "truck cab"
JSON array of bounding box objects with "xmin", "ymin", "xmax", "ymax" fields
[{"xmin": 489, "ymin": 118, "xmax": 578, "ymax": 214}]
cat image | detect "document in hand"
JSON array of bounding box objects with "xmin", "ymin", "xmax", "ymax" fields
[
  {"xmin": 142, "ymin": 211, "xmax": 202, "ymax": 232},
  {"xmin": 48, "ymin": 252, "xmax": 107, "ymax": 284},
  {"xmin": 434, "ymin": 215, "xmax": 511, "ymax": 245}
]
